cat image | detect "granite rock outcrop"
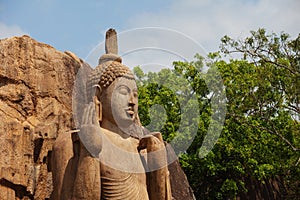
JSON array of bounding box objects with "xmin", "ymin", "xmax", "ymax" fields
[{"xmin": 0, "ymin": 35, "xmax": 83, "ymax": 199}]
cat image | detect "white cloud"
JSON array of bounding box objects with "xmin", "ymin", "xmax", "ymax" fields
[
  {"xmin": 85, "ymin": 28, "xmax": 206, "ymax": 70},
  {"xmin": 84, "ymin": 0, "xmax": 300, "ymax": 68},
  {"xmin": 126, "ymin": 0, "xmax": 300, "ymax": 53},
  {"xmin": 0, "ymin": 22, "xmax": 29, "ymax": 39}
]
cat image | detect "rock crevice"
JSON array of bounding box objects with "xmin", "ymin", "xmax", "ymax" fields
[{"xmin": 0, "ymin": 35, "xmax": 82, "ymax": 199}]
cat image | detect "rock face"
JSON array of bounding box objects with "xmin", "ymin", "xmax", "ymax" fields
[
  {"xmin": 0, "ymin": 35, "xmax": 82, "ymax": 199},
  {"xmin": 0, "ymin": 35, "xmax": 195, "ymax": 200}
]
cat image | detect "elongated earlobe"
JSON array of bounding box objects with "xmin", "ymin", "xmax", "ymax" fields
[
  {"xmin": 93, "ymin": 96, "xmax": 102, "ymax": 123},
  {"xmin": 98, "ymin": 101, "xmax": 102, "ymax": 123},
  {"xmin": 93, "ymin": 85, "xmax": 102, "ymax": 124}
]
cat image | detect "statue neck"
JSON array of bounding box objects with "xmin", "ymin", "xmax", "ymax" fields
[
  {"xmin": 101, "ymin": 119, "xmax": 131, "ymax": 139},
  {"xmin": 101, "ymin": 118, "xmax": 145, "ymax": 139}
]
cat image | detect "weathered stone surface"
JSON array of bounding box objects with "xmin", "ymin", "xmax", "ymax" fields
[
  {"xmin": 0, "ymin": 35, "xmax": 195, "ymax": 200},
  {"xmin": 52, "ymin": 29, "xmax": 172, "ymax": 200},
  {"xmin": 169, "ymin": 160, "xmax": 196, "ymax": 200},
  {"xmin": 0, "ymin": 35, "xmax": 82, "ymax": 199}
]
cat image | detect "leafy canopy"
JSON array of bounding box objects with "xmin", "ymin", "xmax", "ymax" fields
[{"xmin": 134, "ymin": 29, "xmax": 299, "ymax": 199}]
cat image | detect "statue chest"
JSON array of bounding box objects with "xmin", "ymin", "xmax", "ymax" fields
[
  {"xmin": 100, "ymin": 164, "xmax": 148, "ymax": 200},
  {"xmin": 99, "ymin": 129, "xmax": 149, "ymax": 199},
  {"xmin": 99, "ymin": 129, "xmax": 147, "ymax": 173}
]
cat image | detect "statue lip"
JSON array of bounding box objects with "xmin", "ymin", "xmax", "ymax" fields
[
  {"xmin": 126, "ymin": 110, "xmax": 134, "ymax": 115},
  {"xmin": 126, "ymin": 107, "xmax": 135, "ymax": 116}
]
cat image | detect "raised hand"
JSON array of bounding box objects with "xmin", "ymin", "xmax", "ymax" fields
[
  {"xmin": 78, "ymin": 102, "xmax": 102, "ymax": 158},
  {"xmin": 138, "ymin": 132, "xmax": 164, "ymax": 152}
]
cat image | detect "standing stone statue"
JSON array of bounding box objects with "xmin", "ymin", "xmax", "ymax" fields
[{"xmin": 51, "ymin": 29, "xmax": 172, "ymax": 200}]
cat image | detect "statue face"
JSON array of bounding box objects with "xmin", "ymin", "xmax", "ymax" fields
[{"xmin": 101, "ymin": 76, "xmax": 138, "ymax": 128}]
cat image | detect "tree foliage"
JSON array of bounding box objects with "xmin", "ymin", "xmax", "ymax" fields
[{"xmin": 134, "ymin": 29, "xmax": 300, "ymax": 199}]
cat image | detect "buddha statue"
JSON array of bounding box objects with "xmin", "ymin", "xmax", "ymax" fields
[{"xmin": 51, "ymin": 29, "xmax": 172, "ymax": 200}]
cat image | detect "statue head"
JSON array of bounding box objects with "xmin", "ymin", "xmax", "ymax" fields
[{"xmin": 86, "ymin": 29, "xmax": 140, "ymax": 131}]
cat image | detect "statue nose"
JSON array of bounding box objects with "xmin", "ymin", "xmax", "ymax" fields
[{"xmin": 129, "ymin": 93, "xmax": 135, "ymax": 105}]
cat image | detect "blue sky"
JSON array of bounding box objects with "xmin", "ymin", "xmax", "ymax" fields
[
  {"xmin": 0, "ymin": 0, "xmax": 173, "ymax": 59},
  {"xmin": 1, "ymin": 0, "xmax": 299, "ymax": 68}
]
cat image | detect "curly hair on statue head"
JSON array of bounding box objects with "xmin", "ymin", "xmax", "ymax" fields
[{"xmin": 86, "ymin": 60, "xmax": 135, "ymax": 102}]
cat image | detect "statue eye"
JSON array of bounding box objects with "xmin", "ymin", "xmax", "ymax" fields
[{"xmin": 118, "ymin": 86, "xmax": 129, "ymax": 95}]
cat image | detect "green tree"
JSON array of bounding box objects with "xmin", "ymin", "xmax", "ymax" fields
[
  {"xmin": 135, "ymin": 29, "xmax": 300, "ymax": 199},
  {"xmin": 218, "ymin": 28, "xmax": 300, "ymax": 199},
  {"xmin": 134, "ymin": 65, "xmax": 203, "ymax": 154}
]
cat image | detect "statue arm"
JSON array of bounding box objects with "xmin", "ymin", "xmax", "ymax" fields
[
  {"xmin": 72, "ymin": 140, "xmax": 101, "ymax": 199},
  {"xmin": 51, "ymin": 131, "xmax": 77, "ymax": 200},
  {"xmin": 72, "ymin": 102, "xmax": 102, "ymax": 199},
  {"xmin": 139, "ymin": 132, "xmax": 172, "ymax": 200}
]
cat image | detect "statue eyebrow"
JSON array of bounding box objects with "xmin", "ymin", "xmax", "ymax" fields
[
  {"xmin": 116, "ymin": 85, "xmax": 138, "ymax": 93},
  {"xmin": 116, "ymin": 85, "xmax": 130, "ymax": 91}
]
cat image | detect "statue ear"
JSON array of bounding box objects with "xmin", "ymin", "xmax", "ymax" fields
[
  {"xmin": 93, "ymin": 96, "xmax": 102, "ymax": 123},
  {"xmin": 93, "ymin": 85, "xmax": 102, "ymax": 123}
]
